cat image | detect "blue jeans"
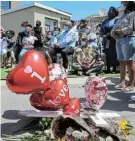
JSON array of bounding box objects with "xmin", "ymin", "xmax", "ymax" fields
[{"xmin": 116, "ymin": 37, "xmax": 135, "ymax": 61}]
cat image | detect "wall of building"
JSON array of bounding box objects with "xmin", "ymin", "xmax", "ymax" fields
[
  {"xmin": 1, "ymin": 8, "xmax": 34, "ymax": 34},
  {"xmin": 31, "ymin": 6, "xmax": 70, "ymax": 34},
  {"xmin": 1, "ymin": 6, "xmax": 71, "ymax": 34}
]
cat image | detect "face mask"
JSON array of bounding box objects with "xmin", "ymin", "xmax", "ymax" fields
[
  {"xmin": 21, "ymin": 27, "xmax": 25, "ymax": 32},
  {"xmin": 54, "ymin": 31, "xmax": 59, "ymax": 36},
  {"xmin": 81, "ymin": 41, "xmax": 86, "ymax": 47},
  {"xmin": 36, "ymin": 24, "xmax": 40, "ymax": 27},
  {"xmin": 64, "ymin": 26, "xmax": 69, "ymax": 31}
]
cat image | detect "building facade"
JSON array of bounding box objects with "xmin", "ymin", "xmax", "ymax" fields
[{"xmin": 1, "ymin": 2, "xmax": 72, "ymax": 34}]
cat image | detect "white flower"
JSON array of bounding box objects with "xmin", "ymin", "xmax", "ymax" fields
[
  {"xmin": 72, "ymin": 130, "xmax": 84, "ymax": 139},
  {"xmin": 66, "ymin": 127, "xmax": 74, "ymax": 136}
]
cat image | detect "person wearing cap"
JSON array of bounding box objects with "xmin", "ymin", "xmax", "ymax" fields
[
  {"xmin": 72, "ymin": 35, "xmax": 104, "ymax": 75},
  {"xmin": 54, "ymin": 20, "xmax": 78, "ymax": 71}
]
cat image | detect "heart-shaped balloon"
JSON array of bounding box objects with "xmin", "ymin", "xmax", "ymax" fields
[
  {"xmin": 48, "ymin": 63, "xmax": 67, "ymax": 83},
  {"xmin": 63, "ymin": 98, "xmax": 81, "ymax": 116},
  {"xmin": 43, "ymin": 79, "xmax": 70, "ymax": 106},
  {"xmin": 29, "ymin": 92, "xmax": 60, "ymax": 110},
  {"xmin": 30, "ymin": 79, "xmax": 70, "ymax": 110},
  {"xmin": 6, "ymin": 50, "xmax": 50, "ymax": 94}
]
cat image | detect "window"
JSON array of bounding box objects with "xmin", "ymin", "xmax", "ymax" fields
[
  {"xmin": 45, "ymin": 18, "xmax": 58, "ymax": 32},
  {"xmin": 1, "ymin": 1, "xmax": 11, "ymax": 10}
]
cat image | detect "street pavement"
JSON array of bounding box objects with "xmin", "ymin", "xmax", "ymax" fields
[{"xmin": 1, "ymin": 76, "xmax": 135, "ymax": 140}]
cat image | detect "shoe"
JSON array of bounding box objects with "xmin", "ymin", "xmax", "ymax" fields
[
  {"xmin": 131, "ymin": 95, "xmax": 135, "ymax": 101},
  {"xmin": 114, "ymin": 83, "xmax": 126, "ymax": 90},
  {"xmin": 123, "ymin": 87, "xmax": 134, "ymax": 93}
]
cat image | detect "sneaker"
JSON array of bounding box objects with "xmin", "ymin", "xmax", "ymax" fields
[
  {"xmin": 114, "ymin": 83, "xmax": 126, "ymax": 90},
  {"xmin": 131, "ymin": 95, "xmax": 135, "ymax": 101}
]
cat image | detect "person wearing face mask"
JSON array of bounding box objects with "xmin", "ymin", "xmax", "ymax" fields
[
  {"xmin": 34, "ymin": 20, "xmax": 43, "ymax": 49},
  {"xmin": 18, "ymin": 24, "xmax": 38, "ymax": 61},
  {"xmin": 50, "ymin": 27, "xmax": 61, "ymax": 48},
  {"xmin": 101, "ymin": 7, "xmax": 119, "ymax": 74},
  {"xmin": 111, "ymin": 1, "xmax": 135, "ymax": 93},
  {"xmin": 43, "ymin": 31, "xmax": 53, "ymax": 48},
  {"xmin": 80, "ymin": 20, "xmax": 91, "ymax": 36},
  {"xmin": 15, "ymin": 21, "xmax": 28, "ymax": 63},
  {"xmin": 54, "ymin": 21, "xmax": 78, "ymax": 71},
  {"xmin": 72, "ymin": 36, "xmax": 104, "ymax": 75}
]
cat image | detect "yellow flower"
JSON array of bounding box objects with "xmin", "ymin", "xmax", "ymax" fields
[
  {"xmin": 56, "ymin": 138, "xmax": 65, "ymax": 141},
  {"xmin": 120, "ymin": 119, "xmax": 133, "ymax": 135}
]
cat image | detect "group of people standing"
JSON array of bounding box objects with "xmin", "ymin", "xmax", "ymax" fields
[
  {"xmin": 0, "ymin": 1, "xmax": 135, "ymax": 98},
  {"xmin": 101, "ymin": 1, "xmax": 135, "ymax": 99}
]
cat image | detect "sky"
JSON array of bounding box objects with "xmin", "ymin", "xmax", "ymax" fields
[{"xmin": 21, "ymin": 1, "xmax": 121, "ymax": 20}]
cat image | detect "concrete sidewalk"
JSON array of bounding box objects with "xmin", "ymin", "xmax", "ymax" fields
[{"xmin": 1, "ymin": 76, "xmax": 135, "ymax": 140}]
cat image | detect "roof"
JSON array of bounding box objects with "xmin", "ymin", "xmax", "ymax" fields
[{"xmin": 1, "ymin": 2, "xmax": 72, "ymax": 17}]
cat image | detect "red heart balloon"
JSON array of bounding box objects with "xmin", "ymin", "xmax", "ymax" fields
[
  {"xmin": 6, "ymin": 50, "xmax": 50, "ymax": 94},
  {"xmin": 30, "ymin": 92, "xmax": 64, "ymax": 110},
  {"xmin": 43, "ymin": 79, "xmax": 70, "ymax": 106},
  {"xmin": 63, "ymin": 98, "xmax": 81, "ymax": 116},
  {"xmin": 29, "ymin": 92, "xmax": 43, "ymax": 110}
]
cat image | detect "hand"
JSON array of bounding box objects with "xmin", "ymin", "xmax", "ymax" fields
[
  {"xmin": 82, "ymin": 65, "xmax": 88, "ymax": 69},
  {"xmin": 115, "ymin": 29, "xmax": 122, "ymax": 35},
  {"xmin": 114, "ymin": 34, "xmax": 120, "ymax": 40}
]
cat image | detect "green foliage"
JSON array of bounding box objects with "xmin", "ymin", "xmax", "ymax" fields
[{"xmin": 38, "ymin": 117, "xmax": 53, "ymax": 131}]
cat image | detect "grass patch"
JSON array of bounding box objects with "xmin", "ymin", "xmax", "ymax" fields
[
  {"xmin": 103, "ymin": 73, "xmax": 120, "ymax": 77},
  {"xmin": 0, "ymin": 68, "xmax": 12, "ymax": 80}
]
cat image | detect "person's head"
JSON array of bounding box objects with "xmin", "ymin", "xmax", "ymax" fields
[
  {"xmin": 81, "ymin": 36, "xmax": 88, "ymax": 47},
  {"xmin": 63, "ymin": 21, "xmax": 72, "ymax": 31},
  {"xmin": 21, "ymin": 21, "xmax": 28, "ymax": 32},
  {"xmin": 108, "ymin": 7, "xmax": 119, "ymax": 18},
  {"xmin": 1, "ymin": 31, "xmax": 6, "ymax": 38},
  {"xmin": 25, "ymin": 24, "xmax": 32, "ymax": 35},
  {"xmin": 83, "ymin": 20, "xmax": 88, "ymax": 27},
  {"xmin": 71, "ymin": 20, "xmax": 76, "ymax": 27},
  {"xmin": 36, "ymin": 20, "xmax": 41, "ymax": 27},
  {"xmin": 6, "ymin": 30, "xmax": 10, "ymax": 37},
  {"xmin": 123, "ymin": 1, "xmax": 135, "ymax": 13},
  {"xmin": 46, "ymin": 31, "xmax": 52, "ymax": 39},
  {"xmin": 7, "ymin": 30, "xmax": 15, "ymax": 38},
  {"xmin": 96, "ymin": 24, "xmax": 101, "ymax": 29},
  {"xmin": 53, "ymin": 27, "xmax": 61, "ymax": 36},
  {"xmin": 121, "ymin": 1, "xmax": 129, "ymax": 7}
]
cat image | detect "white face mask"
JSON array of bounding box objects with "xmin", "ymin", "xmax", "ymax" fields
[{"xmin": 81, "ymin": 41, "xmax": 86, "ymax": 47}]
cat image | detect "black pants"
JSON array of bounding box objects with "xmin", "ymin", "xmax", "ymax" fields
[
  {"xmin": 54, "ymin": 47, "xmax": 74, "ymax": 69},
  {"xmin": 15, "ymin": 45, "xmax": 22, "ymax": 63}
]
